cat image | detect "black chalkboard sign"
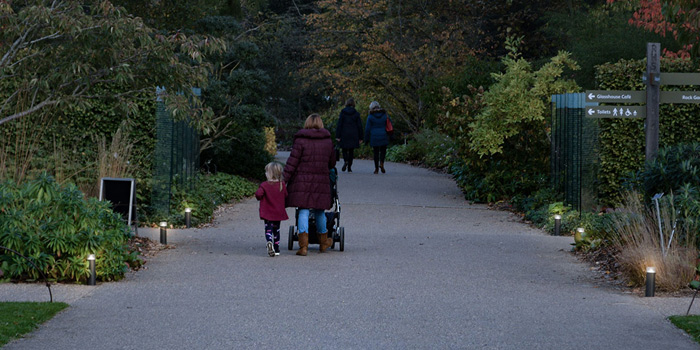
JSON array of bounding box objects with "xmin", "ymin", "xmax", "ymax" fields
[{"xmin": 99, "ymin": 177, "xmax": 138, "ymax": 234}]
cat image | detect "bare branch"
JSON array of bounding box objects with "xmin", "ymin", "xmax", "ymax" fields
[
  {"xmin": 291, "ymin": 0, "xmax": 302, "ymax": 17},
  {"xmin": 0, "ymin": 98, "xmax": 59, "ymax": 126},
  {"xmin": 234, "ymin": 23, "xmax": 267, "ymax": 41}
]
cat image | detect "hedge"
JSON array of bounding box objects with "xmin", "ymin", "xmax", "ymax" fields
[{"xmin": 595, "ymin": 58, "xmax": 700, "ymax": 206}]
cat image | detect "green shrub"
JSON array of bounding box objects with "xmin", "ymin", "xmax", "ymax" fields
[
  {"xmin": 511, "ymin": 187, "xmax": 563, "ymax": 219},
  {"xmin": 450, "ymin": 156, "xmax": 549, "ymax": 203},
  {"xmin": 625, "ymin": 142, "xmax": 700, "ymax": 200},
  {"xmin": 437, "ymin": 46, "xmax": 578, "ymax": 203},
  {"xmin": 512, "ymin": 188, "xmax": 618, "ymax": 251},
  {"xmin": 0, "ymin": 174, "xmax": 137, "ymax": 283},
  {"xmin": 142, "ymin": 172, "xmax": 257, "ymax": 227},
  {"xmin": 386, "ymin": 129, "xmax": 454, "ymax": 169}
]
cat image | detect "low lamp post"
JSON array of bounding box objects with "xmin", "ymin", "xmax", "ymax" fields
[
  {"xmin": 87, "ymin": 254, "xmax": 96, "ymax": 286},
  {"xmin": 646, "ymin": 267, "xmax": 656, "ymax": 297},
  {"xmin": 159, "ymin": 221, "xmax": 168, "ymax": 245},
  {"xmin": 185, "ymin": 208, "xmax": 192, "ymax": 228},
  {"xmin": 554, "ymin": 214, "xmax": 562, "ymax": 236}
]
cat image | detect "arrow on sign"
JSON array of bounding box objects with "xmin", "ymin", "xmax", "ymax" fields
[
  {"xmin": 588, "ymin": 109, "xmax": 595, "ymax": 116},
  {"xmin": 585, "ymin": 90, "xmax": 646, "ymax": 103}
]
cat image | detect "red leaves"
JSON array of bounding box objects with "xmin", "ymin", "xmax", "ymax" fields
[{"xmin": 608, "ymin": 0, "xmax": 699, "ymax": 58}]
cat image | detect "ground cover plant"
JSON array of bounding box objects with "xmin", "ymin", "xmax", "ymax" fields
[{"xmin": 0, "ymin": 302, "xmax": 69, "ymax": 346}]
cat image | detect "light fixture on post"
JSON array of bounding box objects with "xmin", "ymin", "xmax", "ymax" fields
[
  {"xmin": 159, "ymin": 221, "xmax": 168, "ymax": 245},
  {"xmin": 575, "ymin": 227, "xmax": 585, "ymax": 245},
  {"xmin": 185, "ymin": 208, "xmax": 192, "ymax": 229},
  {"xmin": 554, "ymin": 214, "xmax": 562, "ymax": 236},
  {"xmin": 646, "ymin": 267, "xmax": 656, "ymax": 297},
  {"xmin": 87, "ymin": 254, "xmax": 96, "ymax": 286}
]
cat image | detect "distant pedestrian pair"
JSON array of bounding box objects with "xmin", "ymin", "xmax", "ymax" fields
[{"xmin": 335, "ymin": 98, "xmax": 392, "ymax": 174}]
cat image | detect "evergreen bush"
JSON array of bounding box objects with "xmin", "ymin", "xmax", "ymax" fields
[{"xmin": 0, "ymin": 174, "xmax": 138, "ymax": 283}]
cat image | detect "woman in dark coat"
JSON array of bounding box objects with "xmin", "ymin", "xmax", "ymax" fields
[
  {"xmin": 364, "ymin": 101, "xmax": 392, "ymax": 174},
  {"xmin": 335, "ymin": 98, "xmax": 363, "ymax": 172},
  {"xmin": 283, "ymin": 114, "xmax": 337, "ymax": 256}
]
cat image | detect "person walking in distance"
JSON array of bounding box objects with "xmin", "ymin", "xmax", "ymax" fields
[
  {"xmin": 335, "ymin": 98, "xmax": 363, "ymax": 173},
  {"xmin": 364, "ymin": 101, "xmax": 392, "ymax": 174}
]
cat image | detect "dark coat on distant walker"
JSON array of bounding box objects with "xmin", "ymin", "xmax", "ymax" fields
[
  {"xmin": 283, "ymin": 128, "xmax": 336, "ymax": 210},
  {"xmin": 335, "ymin": 106, "xmax": 363, "ymax": 149}
]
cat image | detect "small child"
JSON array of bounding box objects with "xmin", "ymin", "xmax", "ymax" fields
[{"xmin": 255, "ymin": 161, "xmax": 289, "ymax": 257}]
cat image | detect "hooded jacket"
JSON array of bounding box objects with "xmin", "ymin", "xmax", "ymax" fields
[
  {"xmin": 335, "ymin": 106, "xmax": 363, "ymax": 149},
  {"xmin": 283, "ymin": 128, "xmax": 336, "ymax": 209},
  {"xmin": 364, "ymin": 109, "xmax": 391, "ymax": 147}
]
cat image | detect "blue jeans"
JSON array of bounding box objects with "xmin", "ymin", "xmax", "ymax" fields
[{"xmin": 298, "ymin": 209, "xmax": 327, "ymax": 234}]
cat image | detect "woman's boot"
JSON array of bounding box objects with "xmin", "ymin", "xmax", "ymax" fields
[
  {"xmin": 380, "ymin": 161, "xmax": 386, "ymax": 173},
  {"xmin": 296, "ymin": 233, "xmax": 308, "ymax": 256},
  {"xmin": 347, "ymin": 160, "xmax": 353, "ymax": 173},
  {"xmin": 319, "ymin": 233, "xmax": 331, "ymax": 253}
]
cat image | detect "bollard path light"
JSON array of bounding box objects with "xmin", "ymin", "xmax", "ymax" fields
[
  {"xmin": 159, "ymin": 221, "xmax": 168, "ymax": 245},
  {"xmin": 185, "ymin": 208, "xmax": 192, "ymax": 229},
  {"xmin": 553, "ymin": 214, "xmax": 562, "ymax": 236},
  {"xmin": 87, "ymin": 254, "xmax": 96, "ymax": 286},
  {"xmin": 646, "ymin": 267, "xmax": 656, "ymax": 297}
]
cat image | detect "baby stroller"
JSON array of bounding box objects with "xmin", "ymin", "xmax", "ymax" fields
[{"xmin": 288, "ymin": 167, "xmax": 345, "ymax": 251}]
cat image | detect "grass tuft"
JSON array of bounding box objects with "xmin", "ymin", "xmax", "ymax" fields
[{"xmin": 612, "ymin": 192, "xmax": 697, "ymax": 291}]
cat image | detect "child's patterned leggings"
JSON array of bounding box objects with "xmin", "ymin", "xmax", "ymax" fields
[{"xmin": 264, "ymin": 220, "xmax": 281, "ymax": 247}]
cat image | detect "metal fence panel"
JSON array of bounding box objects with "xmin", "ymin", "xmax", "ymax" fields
[
  {"xmin": 151, "ymin": 88, "xmax": 200, "ymax": 216},
  {"xmin": 551, "ymin": 93, "xmax": 600, "ymax": 211}
]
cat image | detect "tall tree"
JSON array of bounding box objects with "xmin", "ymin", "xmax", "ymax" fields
[
  {"xmin": 0, "ymin": 0, "xmax": 223, "ymax": 126},
  {"xmin": 305, "ymin": 0, "xmax": 477, "ymax": 131}
]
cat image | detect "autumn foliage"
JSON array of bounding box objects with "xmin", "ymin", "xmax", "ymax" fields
[
  {"xmin": 305, "ymin": 0, "xmax": 477, "ymax": 131},
  {"xmin": 607, "ymin": 0, "xmax": 699, "ymax": 58}
]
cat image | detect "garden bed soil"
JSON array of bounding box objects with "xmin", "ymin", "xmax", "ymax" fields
[{"xmin": 127, "ymin": 236, "xmax": 173, "ymax": 271}]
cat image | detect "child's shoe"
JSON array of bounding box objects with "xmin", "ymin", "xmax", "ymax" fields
[
  {"xmin": 274, "ymin": 244, "xmax": 280, "ymax": 256},
  {"xmin": 266, "ymin": 241, "xmax": 275, "ymax": 257}
]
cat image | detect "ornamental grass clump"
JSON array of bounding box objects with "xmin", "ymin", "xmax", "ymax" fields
[{"xmin": 612, "ymin": 192, "xmax": 697, "ymax": 291}]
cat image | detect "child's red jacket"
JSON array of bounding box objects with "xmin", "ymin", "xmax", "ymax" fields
[{"xmin": 255, "ymin": 181, "xmax": 289, "ymax": 221}]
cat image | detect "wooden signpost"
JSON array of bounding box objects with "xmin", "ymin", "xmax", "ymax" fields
[
  {"xmin": 645, "ymin": 42, "xmax": 661, "ymax": 161},
  {"xmin": 585, "ymin": 43, "xmax": 700, "ymax": 162}
]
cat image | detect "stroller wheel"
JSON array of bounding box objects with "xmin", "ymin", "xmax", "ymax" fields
[
  {"xmin": 339, "ymin": 227, "xmax": 345, "ymax": 252},
  {"xmin": 288, "ymin": 226, "xmax": 295, "ymax": 250}
]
